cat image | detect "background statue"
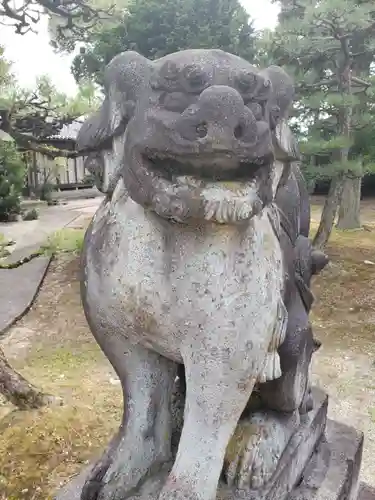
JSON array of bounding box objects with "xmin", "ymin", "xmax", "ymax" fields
[{"xmin": 63, "ymin": 49, "xmax": 331, "ymax": 500}]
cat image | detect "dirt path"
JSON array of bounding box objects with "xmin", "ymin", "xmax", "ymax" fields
[
  {"xmin": 0, "ymin": 218, "xmax": 375, "ymax": 498},
  {"xmin": 310, "ymin": 195, "xmax": 375, "ymax": 226},
  {"xmin": 310, "ymin": 228, "xmax": 375, "ymax": 487}
]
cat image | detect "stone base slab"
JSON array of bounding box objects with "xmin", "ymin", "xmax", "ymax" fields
[
  {"xmin": 358, "ymin": 483, "xmax": 375, "ymax": 500},
  {"xmin": 290, "ymin": 418, "xmax": 364, "ymax": 500},
  {"xmin": 55, "ymin": 388, "xmax": 365, "ymax": 500}
]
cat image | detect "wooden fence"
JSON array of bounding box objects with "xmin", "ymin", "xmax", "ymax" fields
[{"xmin": 25, "ymin": 151, "xmax": 93, "ymax": 192}]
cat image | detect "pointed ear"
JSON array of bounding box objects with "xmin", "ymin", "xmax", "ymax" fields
[
  {"xmin": 260, "ymin": 65, "xmax": 295, "ymax": 125},
  {"xmin": 272, "ymin": 120, "xmax": 301, "ymax": 162},
  {"xmin": 77, "ymin": 51, "xmax": 152, "ymax": 152}
]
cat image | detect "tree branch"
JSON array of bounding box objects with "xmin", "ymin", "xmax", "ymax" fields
[
  {"xmin": 6, "ymin": 128, "xmax": 79, "ymax": 158},
  {"xmin": 351, "ymin": 76, "xmax": 371, "ymax": 88},
  {"xmin": 0, "ymin": 0, "xmax": 114, "ymax": 37},
  {"xmin": 301, "ymin": 78, "xmax": 338, "ymax": 89},
  {"xmin": 0, "ymin": 347, "xmax": 60, "ymax": 410}
]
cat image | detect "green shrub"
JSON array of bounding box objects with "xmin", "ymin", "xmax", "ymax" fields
[
  {"xmin": 0, "ymin": 139, "xmax": 26, "ymax": 222},
  {"xmin": 22, "ymin": 208, "xmax": 39, "ymax": 220}
]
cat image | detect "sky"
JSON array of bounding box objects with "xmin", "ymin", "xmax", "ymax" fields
[{"xmin": 0, "ymin": 0, "xmax": 280, "ymax": 96}]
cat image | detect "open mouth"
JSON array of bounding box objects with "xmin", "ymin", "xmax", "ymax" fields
[{"xmin": 143, "ymin": 152, "xmax": 273, "ymax": 182}]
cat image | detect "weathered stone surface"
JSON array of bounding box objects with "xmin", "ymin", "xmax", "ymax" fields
[
  {"xmin": 56, "ymin": 388, "xmax": 328, "ymax": 500},
  {"xmin": 358, "ymin": 483, "xmax": 375, "ymax": 500},
  {"xmin": 56, "ymin": 394, "xmax": 369, "ymax": 500},
  {"xmin": 290, "ymin": 419, "xmax": 364, "ymax": 500},
  {"xmin": 0, "ymin": 256, "xmax": 51, "ymax": 334},
  {"xmin": 55, "ymin": 466, "xmax": 92, "ymax": 500}
]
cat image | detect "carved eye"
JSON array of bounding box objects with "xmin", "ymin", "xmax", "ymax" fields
[
  {"xmin": 235, "ymin": 71, "xmax": 257, "ymax": 95},
  {"xmin": 182, "ymin": 65, "xmax": 209, "ymax": 93},
  {"xmin": 234, "ymin": 124, "xmax": 245, "ymax": 139},
  {"xmin": 246, "ymin": 102, "xmax": 263, "ymax": 121},
  {"xmin": 161, "ymin": 61, "xmax": 180, "ymax": 81},
  {"xmin": 271, "ymin": 104, "xmax": 280, "ymax": 116},
  {"xmin": 152, "ymin": 61, "xmax": 181, "ymax": 91},
  {"xmin": 270, "ymin": 105, "xmax": 281, "ymax": 128},
  {"xmin": 256, "ymin": 77, "xmax": 272, "ymax": 101},
  {"xmin": 159, "ymin": 92, "xmax": 193, "ymax": 113},
  {"xmin": 196, "ymin": 122, "xmax": 208, "ymax": 138}
]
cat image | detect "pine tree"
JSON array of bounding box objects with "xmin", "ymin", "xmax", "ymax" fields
[
  {"xmin": 72, "ymin": 0, "xmax": 256, "ymax": 84},
  {"xmin": 268, "ymin": 0, "xmax": 375, "ymax": 246}
]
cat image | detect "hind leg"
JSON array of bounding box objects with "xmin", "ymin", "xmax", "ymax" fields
[
  {"xmin": 261, "ymin": 321, "xmax": 315, "ymax": 414},
  {"xmin": 81, "ymin": 336, "xmax": 177, "ymax": 500}
]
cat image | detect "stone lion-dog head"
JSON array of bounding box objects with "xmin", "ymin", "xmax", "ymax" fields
[{"xmin": 77, "ymin": 49, "xmax": 299, "ymax": 225}]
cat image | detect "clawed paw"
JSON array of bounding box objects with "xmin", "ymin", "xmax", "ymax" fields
[
  {"xmin": 81, "ymin": 456, "xmax": 114, "ymax": 500},
  {"xmin": 223, "ymin": 411, "xmax": 299, "ymax": 491}
]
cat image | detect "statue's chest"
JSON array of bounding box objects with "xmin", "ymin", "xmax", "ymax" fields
[{"xmin": 84, "ymin": 195, "xmax": 284, "ymax": 359}]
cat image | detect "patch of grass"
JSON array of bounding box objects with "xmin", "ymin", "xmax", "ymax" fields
[
  {"xmin": 309, "ymin": 213, "xmax": 375, "ymax": 352},
  {"xmin": 0, "ymin": 246, "xmax": 10, "ymax": 258},
  {"xmin": 310, "ymin": 221, "xmax": 375, "ymax": 247},
  {"xmin": 41, "ymin": 228, "xmax": 85, "ymax": 256},
  {"xmin": 0, "ymin": 404, "xmax": 118, "ymax": 500},
  {"xmin": 368, "ymin": 407, "xmax": 375, "ymax": 423},
  {"xmin": 0, "ymin": 232, "xmax": 14, "ymax": 258},
  {"xmin": 26, "ymin": 345, "xmax": 105, "ymax": 378},
  {"xmin": 0, "ymin": 342, "xmax": 121, "ymax": 500}
]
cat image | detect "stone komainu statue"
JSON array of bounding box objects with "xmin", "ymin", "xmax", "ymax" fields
[{"xmin": 55, "ymin": 50, "xmax": 364, "ymax": 500}]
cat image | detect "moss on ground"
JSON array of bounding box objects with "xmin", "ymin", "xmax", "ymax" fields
[
  {"xmin": 41, "ymin": 228, "xmax": 85, "ymax": 256},
  {"xmin": 0, "ymin": 232, "xmax": 13, "ymax": 258},
  {"xmin": 0, "ymin": 338, "xmax": 122, "ymax": 500},
  {"xmin": 0, "ymin": 405, "xmax": 112, "ymax": 499}
]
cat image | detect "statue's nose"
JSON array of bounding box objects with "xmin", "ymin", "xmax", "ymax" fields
[
  {"xmin": 175, "ymin": 85, "xmax": 258, "ymax": 146},
  {"xmin": 197, "ymin": 86, "xmax": 245, "ymax": 128}
]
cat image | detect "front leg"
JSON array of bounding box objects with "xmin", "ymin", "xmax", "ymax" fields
[
  {"xmin": 82, "ymin": 341, "xmax": 177, "ymax": 500},
  {"xmin": 158, "ymin": 337, "xmax": 268, "ymax": 500}
]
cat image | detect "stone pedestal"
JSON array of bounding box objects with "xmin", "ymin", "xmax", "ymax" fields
[
  {"xmin": 358, "ymin": 484, "xmax": 375, "ymax": 500},
  {"xmin": 290, "ymin": 418, "xmax": 364, "ymax": 500},
  {"xmin": 55, "ymin": 388, "xmax": 367, "ymax": 500}
]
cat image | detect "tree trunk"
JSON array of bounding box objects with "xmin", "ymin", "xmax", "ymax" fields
[
  {"xmin": 0, "ymin": 348, "xmax": 59, "ymax": 410},
  {"xmin": 336, "ymin": 175, "xmax": 362, "ymax": 229},
  {"xmin": 313, "ymin": 174, "xmax": 344, "ymax": 249}
]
